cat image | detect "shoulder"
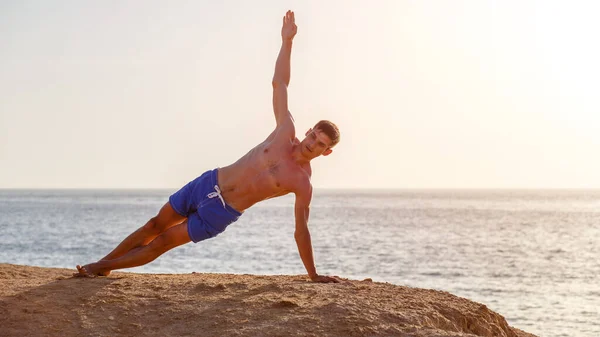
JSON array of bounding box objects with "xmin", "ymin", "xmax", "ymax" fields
[
  {"xmin": 266, "ymin": 119, "xmax": 296, "ymax": 143},
  {"xmin": 292, "ymin": 166, "xmax": 312, "ymax": 202},
  {"xmin": 304, "ymin": 163, "xmax": 312, "ymax": 177}
]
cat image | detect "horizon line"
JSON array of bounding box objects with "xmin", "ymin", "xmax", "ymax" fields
[{"xmin": 2, "ymin": 187, "xmax": 600, "ymax": 191}]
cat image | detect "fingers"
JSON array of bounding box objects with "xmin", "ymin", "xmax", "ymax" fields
[
  {"xmin": 284, "ymin": 10, "xmax": 295, "ymax": 24},
  {"xmin": 320, "ymin": 276, "xmax": 340, "ymax": 283}
]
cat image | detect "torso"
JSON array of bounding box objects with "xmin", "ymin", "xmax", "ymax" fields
[{"xmin": 215, "ymin": 130, "xmax": 312, "ymax": 212}]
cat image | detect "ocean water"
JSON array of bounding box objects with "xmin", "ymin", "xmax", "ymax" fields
[{"xmin": 1, "ymin": 189, "xmax": 599, "ymax": 337}]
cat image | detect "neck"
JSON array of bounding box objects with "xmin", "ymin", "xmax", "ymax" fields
[{"xmin": 291, "ymin": 143, "xmax": 311, "ymax": 165}]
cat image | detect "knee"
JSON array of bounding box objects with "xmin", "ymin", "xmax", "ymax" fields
[{"xmin": 142, "ymin": 217, "xmax": 162, "ymax": 235}]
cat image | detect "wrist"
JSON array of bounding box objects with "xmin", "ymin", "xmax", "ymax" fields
[{"xmin": 308, "ymin": 272, "xmax": 318, "ymax": 280}]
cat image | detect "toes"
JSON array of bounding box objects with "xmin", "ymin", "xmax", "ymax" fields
[
  {"xmin": 75, "ymin": 265, "xmax": 97, "ymax": 278},
  {"xmin": 72, "ymin": 265, "xmax": 84, "ymax": 277},
  {"xmin": 82, "ymin": 266, "xmax": 97, "ymax": 278}
]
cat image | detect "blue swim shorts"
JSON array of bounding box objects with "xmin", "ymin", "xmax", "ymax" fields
[{"xmin": 169, "ymin": 169, "xmax": 242, "ymax": 243}]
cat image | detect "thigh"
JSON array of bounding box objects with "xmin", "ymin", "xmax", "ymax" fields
[{"xmin": 153, "ymin": 202, "xmax": 187, "ymax": 232}]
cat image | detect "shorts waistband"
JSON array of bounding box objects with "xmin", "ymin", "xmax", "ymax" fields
[{"xmin": 208, "ymin": 169, "xmax": 242, "ymax": 216}]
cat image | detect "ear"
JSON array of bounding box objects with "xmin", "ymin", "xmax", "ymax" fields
[
  {"xmin": 305, "ymin": 128, "xmax": 312, "ymax": 136},
  {"xmin": 322, "ymin": 148, "xmax": 333, "ymax": 156}
]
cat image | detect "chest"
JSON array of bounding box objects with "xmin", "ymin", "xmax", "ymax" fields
[{"xmin": 256, "ymin": 143, "xmax": 300, "ymax": 189}]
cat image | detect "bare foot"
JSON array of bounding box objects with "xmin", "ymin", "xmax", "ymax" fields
[
  {"xmin": 73, "ymin": 264, "xmax": 109, "ymax": 278},
  {"xmin": 73, "ymin": 264, "xmax": 96, "ymax": 278},
  {"xmin": 97, "ymin": 259, "xmax": 112, "ymax": 276},
  {"xmin": 98, "ymin": 270, "xmax": 111, "ymax": 277}
]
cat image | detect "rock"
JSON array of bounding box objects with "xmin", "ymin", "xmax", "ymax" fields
[{"xmin": 0, "ymin": 263, "xmax": 537, "ymax": 337}]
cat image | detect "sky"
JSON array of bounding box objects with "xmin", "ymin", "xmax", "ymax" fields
[{"xmin": 1, "ymin": 0, "xmax": 599, "ymax": 189}]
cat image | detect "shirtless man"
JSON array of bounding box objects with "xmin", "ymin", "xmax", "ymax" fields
[{"xmin": 75, "ymin": 10, "xmax": 341, "ymax": 283}]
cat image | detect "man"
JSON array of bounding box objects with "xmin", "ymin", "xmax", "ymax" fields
[{"xmin": 75, "ymin": 10, "xmax": 341, "ymax": 283}]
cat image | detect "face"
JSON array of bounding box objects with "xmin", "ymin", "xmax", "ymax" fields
[{"xmin": 300, "ymin": 128, "xmax": 333, "ymax": 159}]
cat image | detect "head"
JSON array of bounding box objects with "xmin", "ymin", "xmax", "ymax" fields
[{"xmin": 300, "ymin": 120, "xmax": 340, "ymax": 160}]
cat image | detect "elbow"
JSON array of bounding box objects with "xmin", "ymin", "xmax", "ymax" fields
[
  {"xmin": 294, "ymin": 228, "xmax": 310, "ymax": 241},
  {"xmin": 272, "ymin": 79, "xmax": 287, "ymax": 89}
]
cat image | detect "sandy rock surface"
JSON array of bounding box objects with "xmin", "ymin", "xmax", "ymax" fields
[{"xmin": 0, "ymin": 264, "xmax": 537, "ymax": 337}]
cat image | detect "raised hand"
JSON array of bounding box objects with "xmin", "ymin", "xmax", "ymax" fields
[{"xmin": 281, "ymin": 10, "xmax": 297, "ymax": 41}]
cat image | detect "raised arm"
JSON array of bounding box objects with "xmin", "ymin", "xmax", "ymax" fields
[
  {"xmin": 294, "ymin": 182, "xmax": 339, "ymax": 283},
  {"xmin": 272, "ymin": 10, "xmax": 297, "ymax": 130}
]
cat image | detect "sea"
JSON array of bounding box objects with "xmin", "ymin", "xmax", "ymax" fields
[{"xmin": 1, "ymin": 189, "xmax": 598, "ymax": 337}]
